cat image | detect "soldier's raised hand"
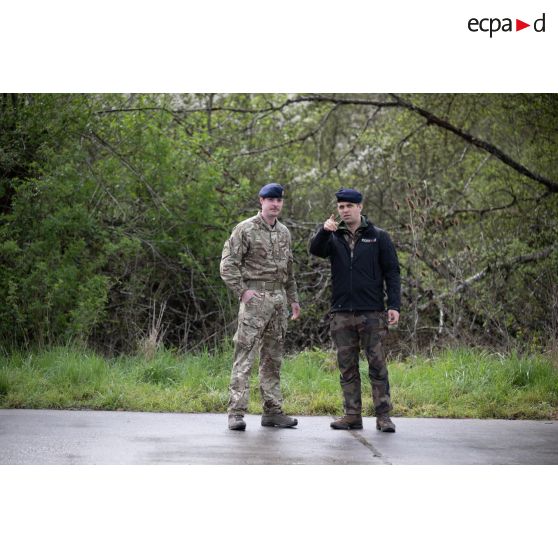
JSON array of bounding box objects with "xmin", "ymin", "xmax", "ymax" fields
[{"xmin": 323, "ymin": 214, "xmax": 338, "ymax": 232}]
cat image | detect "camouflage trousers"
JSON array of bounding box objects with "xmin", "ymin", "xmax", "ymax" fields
[
  {"xmin": 330, "ymin": 311, "xmax": 393, "ymax": 416},
  {"xmin": 228, "ymin": 289, "xmax": 289, "ymax": 415}
]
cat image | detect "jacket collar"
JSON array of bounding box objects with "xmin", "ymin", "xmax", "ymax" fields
[
  {"xmin": 338, "ymin": 215, "xmax": 372, "ymax": 234},
  {"xmin": 256, "ymin": 211, "xmax": 278, "ymax": 231}
]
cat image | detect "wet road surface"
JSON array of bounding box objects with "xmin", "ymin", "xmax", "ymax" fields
[{"xmin": 1, "ymin": 409, "xmax": 557, "ymax": 464}]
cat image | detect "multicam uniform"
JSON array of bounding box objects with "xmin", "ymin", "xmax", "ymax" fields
[{"xmin": 220, "ymin": 212, "xmax": 299, "ymax": 416}]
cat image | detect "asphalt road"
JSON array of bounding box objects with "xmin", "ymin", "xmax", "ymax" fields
[{"xmin": 1, "ymin": 409, "xmax": 557, "ymax": 464}]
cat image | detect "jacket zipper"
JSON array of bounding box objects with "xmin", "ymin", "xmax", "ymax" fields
[
  {"xmin": 350, "ymin": 236, "xmax": 362, "ymax": 312},
  {"xmin": 349, "ymin": 248, "xmax": 353, "ymax": 311}
]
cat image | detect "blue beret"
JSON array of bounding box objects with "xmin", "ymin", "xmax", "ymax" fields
[
  {"xmin": 335, "ymin": 188, "xmax": 362, "ymax": 203},
  {"xmin": 259, "ymin": 183, "xmax": 284, "ymax": 198}
]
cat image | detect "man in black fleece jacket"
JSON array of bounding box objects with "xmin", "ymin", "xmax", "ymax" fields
[{"xmin": 309, "ymin": 188, "xmax": 401, "ymax": 432}]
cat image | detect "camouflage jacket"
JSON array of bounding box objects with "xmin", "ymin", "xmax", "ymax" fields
[{"xmin": 220, "ymin": 212, "xmax": 299, "ymax": 304}]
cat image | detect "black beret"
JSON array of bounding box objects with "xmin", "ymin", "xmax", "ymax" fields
[
  {"xmin": 335, "ymin": 188, "xmax": 362, "ymax": 203},
  {"xmin": 259, "ymin": 183, "xmax": 284, "ymax": 198}
]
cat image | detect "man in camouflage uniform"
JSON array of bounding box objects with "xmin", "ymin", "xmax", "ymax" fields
[
  {"xmin": 309, "ymin": 188, "xmax": 401, "ymax": 432},
  {"xmin": 220, "ymin": 183, "xmax": 301, "ymax": 431}
]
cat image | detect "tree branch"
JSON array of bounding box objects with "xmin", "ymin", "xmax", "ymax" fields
[
  {"xmin": 283, "ymin": 94, "xmax": 558, "ymax": 195},
  {"xmin": 389, "ymin": 94, "xmax": 558, "ymax": 194},
  {"xmin": 419, "ymin": 243, "xmax": 558, "ymax": 310},
  {"xmin": 238, "ymin": 104, "xmax": 340, "ymax": 156}
]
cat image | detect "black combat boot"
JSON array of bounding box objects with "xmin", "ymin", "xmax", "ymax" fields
[
  {"xmin": 261, "ymin": 413, "xmax": 298, "ymax": 428},
  {"xmin": 228, "ymin": 414, "xmax": 246, "ymax": 431},
  {"xmin": 330, "ymin": 414, "xmax": 363, "ymax": 430},
  {"xmin": 376, "ymin": 414, "xmax": 396, "ymax": 432}
]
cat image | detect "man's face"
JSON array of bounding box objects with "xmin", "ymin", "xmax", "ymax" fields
[
  {"xmin": 337, "ymin": 201, "xmax": 362, "ymax": 226},
  {"xmin": 260, "ymin": 196, "xmax": 284, "ymax": 220}
]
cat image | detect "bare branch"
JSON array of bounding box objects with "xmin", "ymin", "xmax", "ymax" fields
[
  {"xmin": 390, "ymin": 94, "xmax": 558, "ymax": 194},
  {"xmin": 281, "ymin": 94, "xmax": 558, "ymax": 195},
  {"xmin": 238, "ymin": 104, "xmax": 340, "ymax": 156},
  {"xmin": 419, "ymin": 243, "xmax": 558, "ymax": 310}
]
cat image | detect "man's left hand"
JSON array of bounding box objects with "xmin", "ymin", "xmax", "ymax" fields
[
  {"xmin": 291, "ymin": 303, "xmax": 301, "ymax": 320},
  {"xmin": 387, "ymin": 309, "xmax": 400, "ymax": 325}
]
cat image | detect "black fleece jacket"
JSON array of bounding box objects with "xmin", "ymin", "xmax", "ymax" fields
[{"xmin": 309, "ymin": 217, "xmax": 401, "ymax": 313}]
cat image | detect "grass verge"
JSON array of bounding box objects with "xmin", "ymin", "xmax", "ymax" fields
[{"xmin": 0, "ymin": 346, "xmax": 556, "ymax": 419}]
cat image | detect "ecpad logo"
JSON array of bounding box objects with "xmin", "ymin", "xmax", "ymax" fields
[{"xmin": 468, "ymin": 13, "xmax": 546, "ymax": 37}]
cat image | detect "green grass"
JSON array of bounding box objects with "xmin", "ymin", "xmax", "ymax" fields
[{"xmin": 0, "ymin": 346, "xmax": 557, "ymax": 419}]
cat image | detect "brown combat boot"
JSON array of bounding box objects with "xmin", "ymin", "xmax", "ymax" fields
[
  {"xmin": 261, "ymin": 413, "xmax": 298, "ymax": 428},
  {"xmin": 376, "ymin": 414, "xmax": 396, "ymax": 433},
  {"xmin": 228, "ymin": 414, "xmax": 246, "ymax": 431},
  {"xmin": 330, "ymin": 414, "xmax": 363, "ymax": 430}
]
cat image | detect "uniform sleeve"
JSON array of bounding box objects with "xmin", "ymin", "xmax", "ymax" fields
[
  {"xmin": 309, "ymin": 225, "xmax": 332, "ymax": 258},
  {"xmin": 285, "ymin": 229, "xmax": 299, "ymax": 305},
  {"xmin": 220, "ymin": 225, "xmax": 249, "ymax": 299},
  {"xmin": 379, "ymin": 231, "xmax": 401, "ymax": 312}
]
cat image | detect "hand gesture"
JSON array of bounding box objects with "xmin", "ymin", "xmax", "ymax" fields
[{"xmin": 323, "ymin": 214, "xmax": 338, "ymax": 232}]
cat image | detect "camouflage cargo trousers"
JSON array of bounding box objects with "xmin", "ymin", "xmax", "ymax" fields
[
  {"xmin": 330, "ymin": 311, "xmax": 393, "ymax": 416},
  {"xmin": 228, "ymin": 288, "xmax": 289, "ymax": 415}
]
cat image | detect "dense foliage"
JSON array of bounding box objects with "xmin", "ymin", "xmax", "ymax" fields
[{"xmin": 1, "ymin": 93, "xmax": 557, "ymax": 354}]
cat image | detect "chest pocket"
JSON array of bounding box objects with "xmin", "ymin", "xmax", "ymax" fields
[
  {"xmin": 355, "ymin": 237, "xmax": 379, "ymax": 280},
  {"xmin": 269, "ymin": 230, "xmax": 281, "ymax": 260},
  {"xmin": 277, "ymin": 233, "xmax": 290, "ymax": 261},
  {"xmin": 251, "ymin": 233, "xmax": 271, "ymax": 260}
]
